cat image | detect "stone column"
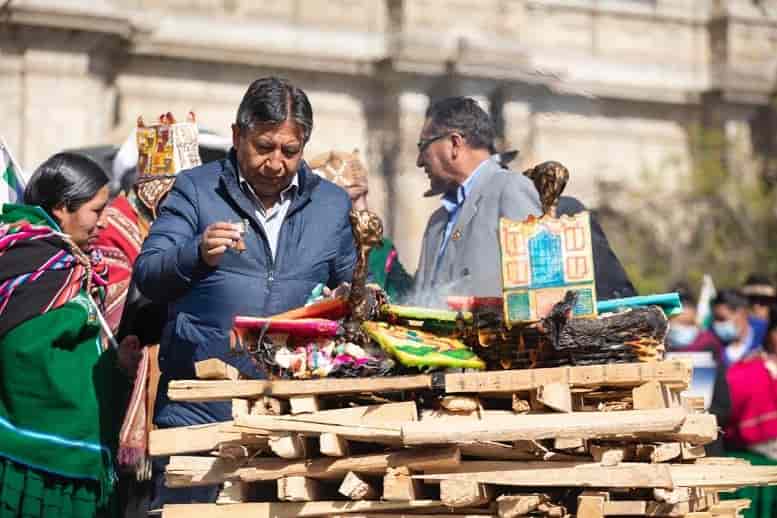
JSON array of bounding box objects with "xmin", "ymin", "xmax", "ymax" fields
[
  {"xmin": 390, "ymin": 89, "xmax": 436, "ymax": 276},
  {"xmin": 501, "ymin": 85, "xmax": 537, "ymax": 172}
]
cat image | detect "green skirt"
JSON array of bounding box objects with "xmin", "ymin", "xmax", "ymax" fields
[
  {"xmin": 722, "ymin": 449, "xmax": 777, "ymax": 518},
  {"xmin": 0, "ymin": 457, "xmax": 114, "ymax": 518}
]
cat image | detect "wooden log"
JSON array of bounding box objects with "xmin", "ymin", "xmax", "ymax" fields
[
  {"xmin": 671, "ymin": 413, "xmax": 719, "ymax": 444},
  {"xmin": 166, "ymin": 456, "xmax": 244, "ymax": 487},
  {"xmin": 169, "ymin": 361, "xmax": 692, "ymax": 402},
  {"xmin": 633, "ymin": 381, "xmax": 668, "ymax": 410},
  {"xmin": 238, "ymin": 415, "xmax": 400, "ymax": 442},
  {"xmin": 218, "ymin": 444, "xmax": 251, "ymax": 460},
  {"xmin": 650, "ymin": 442, "xmax": 683, "ymax": 463},
  {"xmin": 164, "ymin": 446, "xmax": 462, "ymax": 487},
  {"xmin": 320, "ymin": 433, "xmax": 350, "ymax": 457},
  {"xmin": 236, "ymin": 401, "xmax": 417, "ymax": 442},
  {"xmin": 290, "ymin": 395, "xmax": 321, "ymax": 415},
  {"xmin": 669, "ymin": 462, "xmax": 777, "ymax": 487},
  {"xmin": 415, "ymin": 460, "xmax": 777, "ymax": 489},
  {"xmin": 654, "ymin": 487, "xmax": 692, "ymax": 504},
  {"xmin": 252, "ymin": 396, "xmax": 289, "ymax": 415},
  {"xmin": 554, "ymin": 437, "xmax": 586, "ymax": 451},
  {"xmin": 166, "ymin": 512, "xmax": 494, "ymax": 518},
  {"xmin": 269, "ymin": 432, "xmax": 308, "ymax": 459},
  {"xmin": 325, "ymin": 515, "xmax": 497, "ymax": 518},
  {"xmin": 589, "ymin": 444, "xmax": 634, "ymax": 464},
  {"xmin": 231, "ymin": 398, "xmax": 251, "ymax": 418},
  {"xmin": 420, "ymin": 408, "xmax": 491, "ymax": 422},
  {"xmin": 415, "ymin": 461, "xmax": 674, "ymax": 488},
  {"xmin": 215, "ymin": 481, "xmax": 246, "ymax": 504},
  {"xmin": 383, "ymin": 467, "xmax": 424, "ymax": 501},
  {"xmin": 597, "ymin": 449, "xmax": 624, "ymax": 467},
  {"xmin": 683, "ymin": 395, "xmax": 707, "ymax": 413},
  {"xmin": 161, "ymin": 500, "xmax": 446, "ymax": 518},
  {"xmin": 682, "ymin": 442, "xmax": 707, "ymax": 460},
  {"xmin": 402, "ymin": 408, "xmax": 710, "ymax": 445},
  {"xmin": 168, "ymin": 380, "xmax": 271, "ymax": 401},
  {"xmin": 577, "ymin": 494, "xmax": 606, "ymax": 518},
  {"xmin": 195, "ymin": 358, "xmax": 239, "ymax": 380},
  {"xmin": 537, "ymin": 502, "xmax": 566, "ymax": 517},
  {"xmin": 496, "ymin": 494, "xmax": 547, "ymax": 517},
  {"xmin": 440, "ymin": 396, "xmax": 480, "ymax": 413},
  {"xmin": 270, "ymin": 374, "xmax": 433, "ymax": 397},
  {"xmin": 149, "ymin": 421, "xmax": 268, "ymax": 456},
  {"xmin": 440, "ymin": 479, "xmax": 494, "ymax": 508},
  {"xmin": 537, "ymin": 382, "xmax": 572, "ymax": 413},
  {"xmin": 444, "ymin": 360, "xmax": 692, "ymax": 393},
  {"xmin": 277, "ymin": 476, "xmax": 321, "ymax": 502},
  {"xmin": 459, "ymin": 441, "xmax": 590, "ymax": 462},
  {"xmin": 511, "ymin": 394, "xmax": 530, "ymax": 414},
  {"xmin": 338, "ymin": 471, "xmax": 378, "ymax": 500},
  {"xmin": 247, "ymin": 446, "xmax": 460, "ymax": 484},
  {"xmin": 239, "ymin": 401, "xmax": 414, "ymax": 426}
]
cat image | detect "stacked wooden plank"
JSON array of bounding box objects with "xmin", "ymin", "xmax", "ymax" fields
[{"xmin": 153, "ymin": 359, "xmax": 773, "ymax": 518}]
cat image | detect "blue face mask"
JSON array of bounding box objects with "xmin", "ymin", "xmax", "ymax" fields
[
  {"xmin": 668, "ymin": 323, "xmax": 699, "ymax": 348},
  {"xmin": 713, "ymin": 320, "xmax": 739, "ymax": 343}
]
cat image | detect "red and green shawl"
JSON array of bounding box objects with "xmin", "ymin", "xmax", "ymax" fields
[{"xmin": 0, "ymin": 203, "xmax": 130, "ymax": 516}]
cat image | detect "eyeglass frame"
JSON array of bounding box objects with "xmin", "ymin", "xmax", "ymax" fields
[{"xmin": 416, "ymin": 132, "xmax": 457, "ymax": 153}]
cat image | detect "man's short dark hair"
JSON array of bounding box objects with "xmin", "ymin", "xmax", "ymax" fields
[
  {"xmin": 236, "ymin": 77, "xmax": 313, "ymax": 143},
  {"xmin": 713, "ymin": 289, "xmax": 748, "ymax": 310},
  {"xmin": 424, "ymin": 97, "xmax": 495, "ymax": 151}
]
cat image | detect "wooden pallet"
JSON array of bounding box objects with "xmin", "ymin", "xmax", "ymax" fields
[{"xmin": 153, "ymin": 361, "xmax": 766, "ymax": 518}]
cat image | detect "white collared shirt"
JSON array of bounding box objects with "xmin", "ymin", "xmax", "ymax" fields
[{"xmin": 238, "ymin": 169, "xmax": 298, "ymax": 259}]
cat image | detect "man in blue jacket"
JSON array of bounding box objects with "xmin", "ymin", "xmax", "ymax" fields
[{"xmin": 133, "ymin": 77, "xmax": 356, "ymax": 505}]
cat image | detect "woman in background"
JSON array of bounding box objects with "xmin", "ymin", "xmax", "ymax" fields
[
  {"xmin": 0, "ymin": 152, "xmax": 139, "ymax": 517},
  {"xmin": 716, "ymin": 306, "xmax": 777, "ymax": 518}
]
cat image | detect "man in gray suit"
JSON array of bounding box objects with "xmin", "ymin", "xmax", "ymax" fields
[{"xmin": 412, "ymin": 97, "xmax": 541, "ymax": 306}]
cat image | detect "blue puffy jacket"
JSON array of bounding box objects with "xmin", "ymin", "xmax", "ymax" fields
[{"xmin": 133, "ymin": 150, "xmax": 356, "ymax": 427}]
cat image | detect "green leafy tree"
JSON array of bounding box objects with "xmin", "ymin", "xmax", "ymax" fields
[{"xmin": 595, "ymin": 123, "xmax": 777, "ymax": 295}]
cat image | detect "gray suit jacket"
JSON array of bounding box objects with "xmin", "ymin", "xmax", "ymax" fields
[{"xmin": 412, "ymin": 159, "xmax": 541, "ymax": 306}]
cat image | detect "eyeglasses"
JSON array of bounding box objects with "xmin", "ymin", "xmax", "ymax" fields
[{"xmin": 416, "ymin": 132, "xmax": 454, "ymax": 153}]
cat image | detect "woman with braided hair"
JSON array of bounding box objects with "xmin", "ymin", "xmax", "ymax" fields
[{"xmin": 0, "ymin": 152, "xmax": 140, "ymax": 517}]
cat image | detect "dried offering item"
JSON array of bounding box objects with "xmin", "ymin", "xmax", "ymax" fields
[
  {"xmin": 233, "ymin": 219, "xmax": 248, "ymax": 253},
  {"xmin": 362, "ymin": 321, "xmax": 485, "ymax": 370},
  {"xmin": 344, "ymin": 209, "xmax": 384, "ymax": 341},
  {"xmin": 233, "ymin": 316, "xmax": 341, "ymax": 337}
]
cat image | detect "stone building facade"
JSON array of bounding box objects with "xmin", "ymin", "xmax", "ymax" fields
[{"xmin": 2, "ymin": 0, "xmax": 777, "ymax": 270}]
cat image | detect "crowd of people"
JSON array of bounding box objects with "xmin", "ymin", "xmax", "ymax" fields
[
  {"xmin": 667, "ymin": 275, "xmax": 777, "ymax": 517},
  {"xmin": 0, "ymin": 74, "xmax": 758, "ymax": 518}
]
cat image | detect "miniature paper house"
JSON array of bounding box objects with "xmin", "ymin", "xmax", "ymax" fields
[{"xmin": 500, "ymin": 213, "xmax": 597, "ymax": 326}]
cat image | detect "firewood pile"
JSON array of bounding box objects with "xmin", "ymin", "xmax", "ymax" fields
[{"xmin": 153, "ymin": 358, "xmax": 774, "ymax": 518}]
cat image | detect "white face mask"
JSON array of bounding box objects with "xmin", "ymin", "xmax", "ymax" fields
[
  {"xmin": 713, "ymin": 319, "xmax": 740, "ymax": 343},
  {"xmin": 668, "ymin": 323, "xmax": 699, "ymax": 348}
]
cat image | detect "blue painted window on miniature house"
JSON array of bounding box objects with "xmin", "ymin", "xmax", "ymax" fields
[{"xmin": 529, "ymin": 227, "xmax": 563, "ymax": 288}]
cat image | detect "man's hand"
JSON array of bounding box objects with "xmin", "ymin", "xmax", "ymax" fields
[
  {"xmin": 200, "ymin": 222, "xmax": 243, "ymax": 267},
  {"xmin": 118, "ymin": 334, "xmax": 142, "ymax": 379}
]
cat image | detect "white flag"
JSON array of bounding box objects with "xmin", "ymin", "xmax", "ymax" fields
[
  {"xmin": 0, "ymin": 137, "xmax": 26, "ymax": 205},
  {"xmin": 696, "ymin": 274, "xmax": 717, "ymax": 329}
]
